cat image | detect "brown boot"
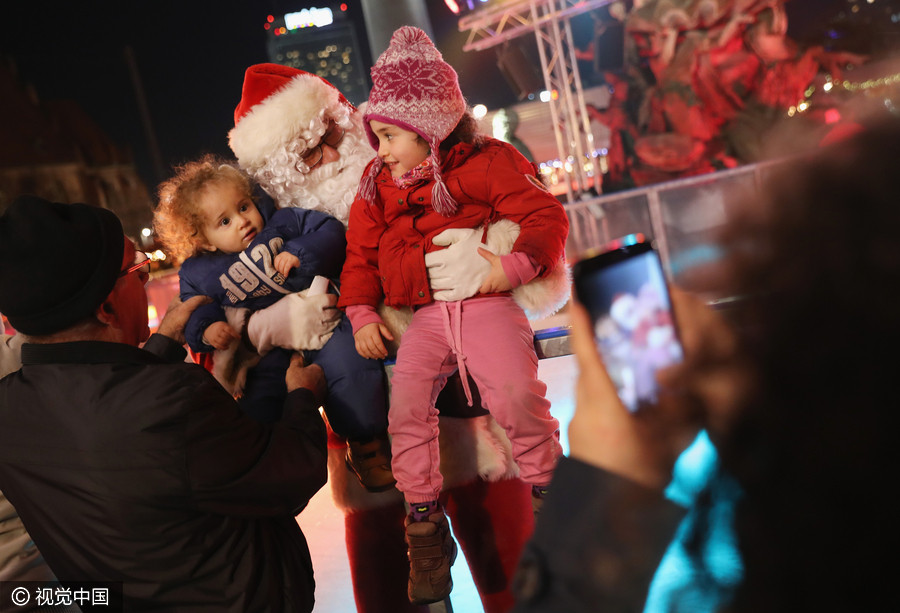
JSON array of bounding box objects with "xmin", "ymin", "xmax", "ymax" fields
[
  {"xmin": 346, "ymin": 435, "xmax": 396, "ymax": 493},
  {"xmin": 405, "ymin": 511, "xmax": 458, "ymax": 605}
]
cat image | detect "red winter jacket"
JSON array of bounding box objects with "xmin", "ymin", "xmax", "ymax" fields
[{"xmin": 339, "ymin": 138, "xmax": 568, "ymax": 310}]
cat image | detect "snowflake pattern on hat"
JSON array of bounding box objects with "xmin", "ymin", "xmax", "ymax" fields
[
  {"xmin": 360, "ymin": 26, "xmax": 467, "ymax": 216},
  {"xmin": 364, "ymin": 26, "xmax": 465, "ymax": 149}
]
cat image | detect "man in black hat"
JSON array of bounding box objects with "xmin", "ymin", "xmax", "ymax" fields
[{"xmin": 0, "ymin": 195, "xmax": 329, "ymax": 612}]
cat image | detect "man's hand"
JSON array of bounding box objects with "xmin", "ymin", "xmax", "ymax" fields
[
  {"xmin": 477, "ymin": 247, "xmax": 513, "ymax": 294},
  {"xmin": 202, "ymin": 321, "xmax": 240, "ymax": 350},
  {"xmin": 156, "ymin": 295, "xmax": 212, "ymax": 345},
  {"xmin": 425, "ymin": 227, "xmax": 491, "ymax": 301},
  {"xmin": 246, "ymin": 291, "xmax": 340, "ymax": 354},
  {"xmin": 274, "ymin": 252, "xmax": 300, "ymax": 277},
  {"xmin": 353, "ymin": 322, "xmax": 393, "ymax": 360},
  {"xmin": 285, "ymin": 354, "xmax": 327, "ymax": 401}
]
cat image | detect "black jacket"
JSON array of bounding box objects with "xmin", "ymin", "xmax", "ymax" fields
[{"xmin": 0, "ymin": 335, "xmax": 327, "ymax": 612}]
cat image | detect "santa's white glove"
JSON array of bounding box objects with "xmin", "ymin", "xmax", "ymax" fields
[
  {"xmin": 425, "ymin": 227, "xmax": 494, "ymax": 302},
  {"xmin": 246, "ymin": 291, "xmax": 340, "ymax": 354}
]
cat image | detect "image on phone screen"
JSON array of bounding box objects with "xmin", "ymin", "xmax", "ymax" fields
[{"xmin": 575, "ymin": 243, "xmax": 683, "ymax": 412}]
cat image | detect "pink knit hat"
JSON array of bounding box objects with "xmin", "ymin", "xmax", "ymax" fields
[{"xmin": 359, "ymin": 26, "xmax": 467, "ymax": 216}]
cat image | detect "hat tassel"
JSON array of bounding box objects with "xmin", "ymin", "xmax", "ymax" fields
[
  {"xmin": 358, "ymin": 159, "xmax": 381, "ymax": 206},
  {"xmin": 430, "ymin": 152, "xmax": 457, "ymax": 217}
]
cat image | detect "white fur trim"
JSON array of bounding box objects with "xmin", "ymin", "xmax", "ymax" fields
[
  {"xmin": 513, "ymin": 257, "xmax": 572, "ymax": 320},
  {"xmin": 212, "ymin": 307, "xmax": 261, "ymax": 397},
  {"xmin": 376, "ymin": 303, "xmax": 413, "ymax": 356},
  {"xmin": 228, "ymin": 74, "xmax": 349, "ymax": 173},
  {"xmin": 329, "ymin": 414, "xmax": 517, "ymax": 512},
  {"xmin": 438, "ymin": 415, "xmax": 519, "ymax": 484},
  {"xmin": 484, "ymin": 219, "xmax": 572, "ymax": 320}
]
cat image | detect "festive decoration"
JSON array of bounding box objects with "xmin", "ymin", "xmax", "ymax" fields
[{"xmin": 587, "ymin": 0, "xmax": 899, "ymax": 189}]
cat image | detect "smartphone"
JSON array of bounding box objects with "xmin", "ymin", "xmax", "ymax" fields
[{"xmin": 572, "ymin": 235, "xmax": 683, "ymax": 412}]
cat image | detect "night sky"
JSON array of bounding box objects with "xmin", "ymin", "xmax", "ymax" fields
[
  {"xmin": 1, "ymin": 0, "xmax": 892, "ymax": 193},
  {"xmin": 3, "ymin": 1, "xmax": 338, "ymax": 189},
  {"xmin": 1, "ymin": 0, "xmax": 510, "ymax": 191}
]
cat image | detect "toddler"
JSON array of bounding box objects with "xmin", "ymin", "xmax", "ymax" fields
[
  {"xmin": 154, "ymin": 155, "xmax": 394, "ymax": 492},
  {"xmin": 339, "ymin": 27, "xmax": 568, "ymax": 604}
]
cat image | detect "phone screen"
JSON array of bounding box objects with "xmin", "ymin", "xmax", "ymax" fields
[{"xmin": 574, "ymin": 239, "xmax": 683, "ymax": 412}]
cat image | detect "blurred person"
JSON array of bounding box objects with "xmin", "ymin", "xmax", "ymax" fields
[
  {"xmin": 0, "ymin": 196, "xmax": 329, "ymax": 612},
  {"xmin": 492, "ymin": 107, "xmax": 535, "ymax": 162},
  {"xmin": 153, "ymin": 155, "xmax": 393, "ymax": 491},
  {"xmin": 229, "ymin": 61, "xmax": 567, "ymax": 613},
  {"xmin": 512, "ymin": 119, "xmax": 899, "ymax": 612},
  {"xmin": 340, "ymin": 26, "xmax": 568, "ymax": 605}
]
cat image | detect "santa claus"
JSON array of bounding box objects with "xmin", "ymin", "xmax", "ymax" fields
[{"xmin": 227, "ymin": 63, "xmax": 561, "ymax": 613}]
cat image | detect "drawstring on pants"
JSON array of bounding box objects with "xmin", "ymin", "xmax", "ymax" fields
[{"xmin": 439, "ymin": 301, "xmax": 473, "ymax": 406}]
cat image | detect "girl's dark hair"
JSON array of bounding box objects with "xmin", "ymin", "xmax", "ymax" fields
[{"xmin": 440, "ymin": 109, "xmax": 486, "ymax": 151}]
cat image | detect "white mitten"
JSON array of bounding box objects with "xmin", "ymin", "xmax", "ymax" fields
[
  {"xmin": 425, "ymin": 227, "xmax": 493, "ymax": 302},
  {"xmin": 246, "ymin": 290, "xmax": 340, "ymax": 354}
]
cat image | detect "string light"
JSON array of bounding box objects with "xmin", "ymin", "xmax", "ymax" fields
[{"xmin": 787, "ymin": 70, "xmax": 900, "ymax": 116}]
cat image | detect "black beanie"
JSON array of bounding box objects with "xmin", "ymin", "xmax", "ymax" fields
[{"xmin": 0, "ymin": 195, "xmax": 124, "ymax": 335}]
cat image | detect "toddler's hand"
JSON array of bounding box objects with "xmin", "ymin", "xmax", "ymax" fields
[
  {"xmin": 354, "ymin": 322, "xmax": 394, "ymax": 360},
  {"xmin": 202, "ymin": 321, "xmax": 240, "ymax": 350},
  {"xmin": 477, "ymin": 248, "xmax": 513, "ymax": 294},
  {"xmin": 274, "ymin": 251, "xmax": 300, "ymax": 277}
]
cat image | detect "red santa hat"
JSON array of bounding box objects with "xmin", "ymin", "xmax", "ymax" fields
[
  {"xmin": 358, "ymin": 26, "xmax": 467, "ymax": 216},
  {"xmin": 228, "ymin": 63, "xmax": 355, "ymax": 174}
]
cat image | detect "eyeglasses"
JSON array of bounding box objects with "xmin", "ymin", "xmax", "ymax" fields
[
  {"xmin": 297, "ymin": 121, "xmax": 345, "ymax": 174},
  {"xmin": 119, "ymin": 250, "xmax": 151, "ymax": 278}
]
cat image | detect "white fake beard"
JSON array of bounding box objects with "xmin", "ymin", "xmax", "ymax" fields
[{"xmin": 252, "ymin": 126, "xmax": 374, "ymax": 226}]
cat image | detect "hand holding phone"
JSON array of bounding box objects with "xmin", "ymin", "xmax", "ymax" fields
[{"xmin": 573, "ymin": 236, "xmax": 683, "ymax": 412}]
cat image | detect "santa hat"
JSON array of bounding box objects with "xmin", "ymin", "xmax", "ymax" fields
[
  {"xmin": 228, "ymin": 63, "xmax": 354, "ymax": 174},
  {"xmin": 359, "ymin": 26, "xmax": 466, "ymax": 216}
]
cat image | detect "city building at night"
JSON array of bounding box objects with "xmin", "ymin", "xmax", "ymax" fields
[{"xmin": 265, "ymin": 4, "xmax": 370, "ymax": 106}]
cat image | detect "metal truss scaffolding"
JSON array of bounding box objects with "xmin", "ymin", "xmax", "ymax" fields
[{"xmin": 459, "ymin": 0, "xmax": 615, "ymax": 203}]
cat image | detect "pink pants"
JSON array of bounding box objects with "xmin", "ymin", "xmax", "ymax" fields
[{"xmin": 388, "ymin": 296, "xmax": 562, "ymax": 504}]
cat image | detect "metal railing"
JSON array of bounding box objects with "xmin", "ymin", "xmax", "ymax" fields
[
  {"xmin": 563, "ymin": 159, "xmax": 783, "ymax": 303},
  {"xmin": 459, "ymin": 0, "xmax": 616, "ymax": 203}
]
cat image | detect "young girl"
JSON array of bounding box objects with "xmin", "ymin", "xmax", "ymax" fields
[
  {"xmin": 154, "ymin": 155, "xmax": 394, "ymax": 492},
  {"xmin": 339, "ymin": 27, "xmax": 568, "ymax": 605}
]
